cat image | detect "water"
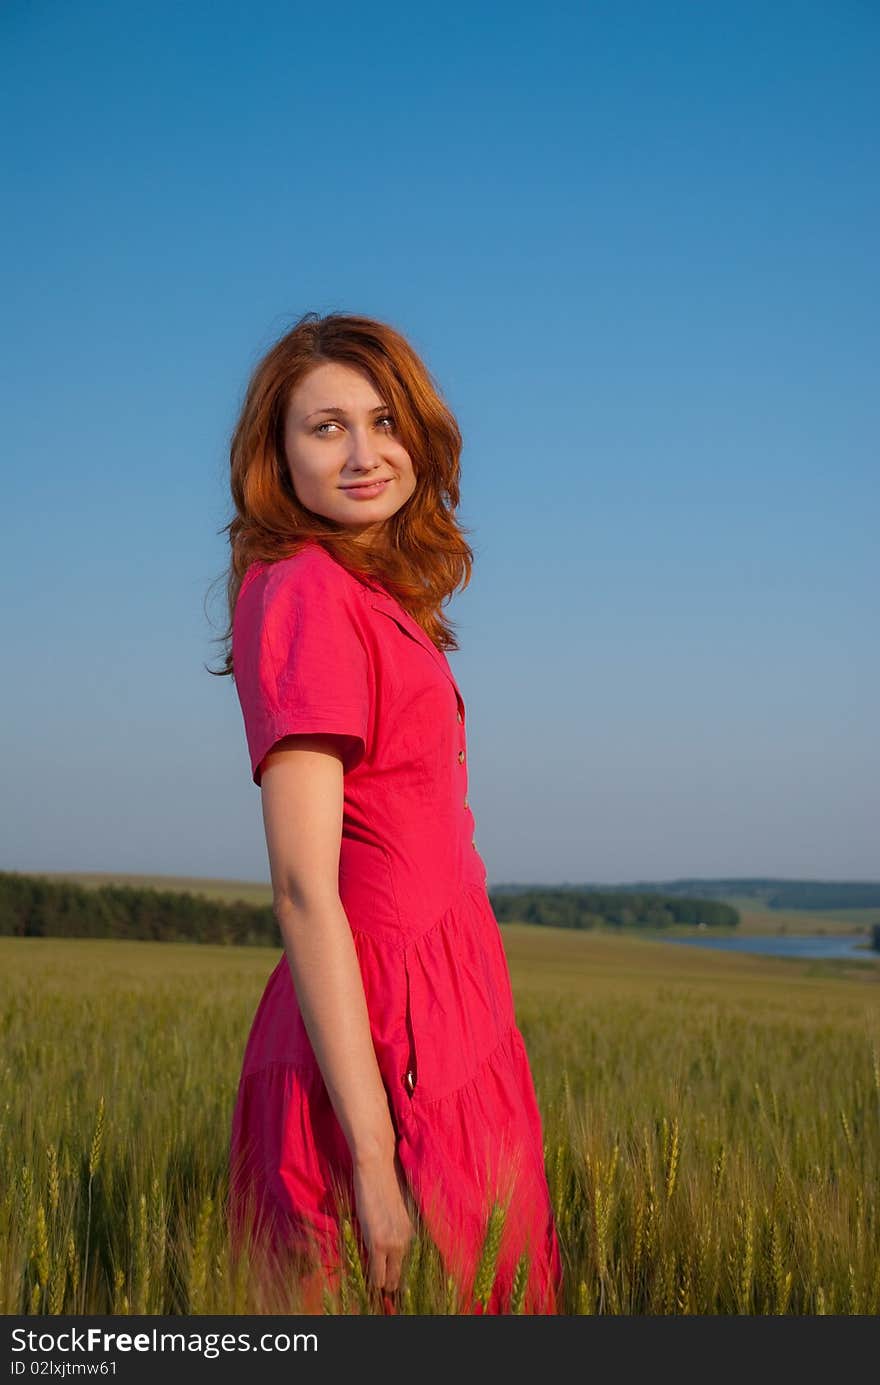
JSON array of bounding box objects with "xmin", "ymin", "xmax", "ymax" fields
[{"xmin": 658, "ymin": 933, "xmax": 878, "ymax": 961}]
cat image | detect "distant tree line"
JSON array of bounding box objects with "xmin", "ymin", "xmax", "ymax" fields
[
  {"xmin": 761, "ymin": 882, "xmax": 880, "ymax": 910},
  {"xmin": 491, "ymin": 877, "xmax": 880, "ymax": 913},
  {"xmin": 0, "ymin": 870, "xmax": 738, "ymax": 943},
  {"xmin": 620, "ymin": 879, "xmax": 880, "ymax": 911},
  {"xmin": 490, "ymin": 888, "xmax": 738, "ymax": 931},
  {"xmin": 0, "ymin": 871, "xmax": 280, "ymax": 946}
]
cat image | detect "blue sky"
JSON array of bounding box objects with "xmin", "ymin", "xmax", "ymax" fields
[{"xmin": 2, "ymin": 0, "xmax": 877, "ymax": 886}]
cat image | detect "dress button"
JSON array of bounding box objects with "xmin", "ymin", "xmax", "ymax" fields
[
  {"xmin": 458, "ymin": 749, "xmax": 465, "ymax": 764},
  {"xmin": 464, "ymin": 797, "xmax": 468, "ymax": 809}
]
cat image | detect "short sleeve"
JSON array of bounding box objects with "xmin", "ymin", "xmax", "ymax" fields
[{"xmin": 232, "ymin": 553, "xmax": 372, "ymax": 786}]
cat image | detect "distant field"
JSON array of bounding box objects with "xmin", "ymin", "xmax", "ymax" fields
[
  {"xmin": 718, "ymin": 896, "xmax": 880, "ymax": 936},
  {"xmin": 29, "ymin": 871, "xmax": 880, "ymax": 937},
  {"xmin": 2, "ymin": 924, "xmax": 878, "ymax": 1314},
  {"xmin": 31, "ymin": 869, "xmax": 275, "ymax": 909}
]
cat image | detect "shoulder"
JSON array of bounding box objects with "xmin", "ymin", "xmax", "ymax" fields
[
  {"xmin": 238, "ymin": 543, "xmax": 368, "ymax": 617},
  {"xmin": 233, "ymin": 544, "xmax": 372, "ymax": 672},
  {"xmin": 231, "ymin": 546, "xmax": 374, "ymax": 784}
]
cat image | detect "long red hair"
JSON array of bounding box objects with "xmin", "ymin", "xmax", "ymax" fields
[{"xmin": 208, "ymin": 311, "xmax": 474, "ymax": 679}]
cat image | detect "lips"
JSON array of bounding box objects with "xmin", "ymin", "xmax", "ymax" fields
[{"xmin": 342, "ymin": 479, "xmax": 392, "ymax": 490}]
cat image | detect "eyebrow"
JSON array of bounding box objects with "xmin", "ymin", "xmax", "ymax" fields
[{"xmin": 303, "ymin": 403, "xmax": 391, "ymax": 422}]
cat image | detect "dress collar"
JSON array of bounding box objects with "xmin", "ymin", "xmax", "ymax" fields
[{"xmin": 361, "ymin": 583, "xmax": 462, "ymax": 702}]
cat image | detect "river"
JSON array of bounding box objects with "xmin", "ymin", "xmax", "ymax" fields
[{"xmin": 658, "ymin": 933, "xmax": 878, "ymax": 961}]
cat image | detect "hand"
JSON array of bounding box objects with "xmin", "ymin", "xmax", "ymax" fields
[{"xmin": 352, "ymin": 1147, "xmax": 415, "ymax": 1294}]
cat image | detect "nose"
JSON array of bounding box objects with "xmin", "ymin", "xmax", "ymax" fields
[{"xmin": 346, "ymin": 424, "xmax": 385, "ymax": 471}]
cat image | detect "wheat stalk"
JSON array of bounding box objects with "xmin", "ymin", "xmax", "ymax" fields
[
  {"xmin": 133, "ymin": 1193, "xmax": 149, "ymax": 1315},
  {"xmin": 189, "ymin": 1195, "xmax": 214, "ymax": 1314},
  {"xmin": 509, "ymin": 1250, "xmax": 530, "ymax": 1313},
  {"xmin": 46, "ymin": 1145, "xmax": 60, "ymax": 1217},
  {"xmin": 576, "ymin": 1277, "xmax": 593, "ymax": 1313},
  {"xmin": 149, "ymin": 1177, "xmax": 166, "ymax": 1309},
  {"xmin": 48, "ymin": 1261, "xmax": 67, "ymax": 1315},
  {"xmin": 81, "ymin": 1095, "xmax": 105, "ymax": 1314},
  {"xmin": 472, "ymin": 1200, "xmax": 506, "ymax": 1310},
  {"xmin": 28, "ymin": 1200, "xmax": 50, "ymax": 1313},
  {"xmin": 664, "ymin": 1118, "xmax": 680, "ymax": 1202},
  {"xmin": 444, "ymin": 1272, "xmax": 459, "ymax": 1314},
  {"xmin": 340, "ymin": 1218, "xmax": 370, "ymax": 1314},
  {"xmin": 66, "ymin": 1234, "xmax": 79, "ymax": 1301},
  {"xmin": 769, "ymin": 1218, "xmax": 792, "ymax": 1313}
]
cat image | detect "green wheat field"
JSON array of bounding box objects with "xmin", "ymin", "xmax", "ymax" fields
[{"xmin": 2, "ymin": 904, "xmax": 879, "ymax": 1315}]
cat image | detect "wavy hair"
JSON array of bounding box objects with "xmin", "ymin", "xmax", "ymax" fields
[{"xmin": 207, "ymin": 311, "xmax": 474, "ymax": 679}]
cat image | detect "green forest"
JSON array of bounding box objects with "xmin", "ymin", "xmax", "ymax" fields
[
  {"xmin": 490, "ymin": 888, "xmax": 737, "ymax": 930},
  {"xmin": 547, "ymin": 877, "xmax": 880, "ymax": 911}
]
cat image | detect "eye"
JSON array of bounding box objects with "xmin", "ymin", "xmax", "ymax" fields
[{"xmin": 312, "ymin": 416, "xmax": 395, "ymax": 436}]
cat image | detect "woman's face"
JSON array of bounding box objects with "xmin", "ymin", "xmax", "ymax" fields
[{"xmin": 283, "ymin": 360, "xmax": 417, "ymax": 544}]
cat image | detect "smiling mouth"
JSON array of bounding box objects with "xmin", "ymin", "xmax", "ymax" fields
[{"xmin": 341, "ymin": 478, "xmax": 392, "ymax": 490}]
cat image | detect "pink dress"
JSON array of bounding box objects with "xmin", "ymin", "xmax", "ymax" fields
[{"xmin": 228, "ymin": 541, "xmax": 563, "ymax": 1314}]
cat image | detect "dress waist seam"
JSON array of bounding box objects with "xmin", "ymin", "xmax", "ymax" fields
[{"xmin": 348, "ymin": 874, "xmax": 487, "ymax": 948}]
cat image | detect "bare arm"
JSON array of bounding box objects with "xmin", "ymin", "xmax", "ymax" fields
[{"xmin": 259, "ymin": 733, "xmax": 413, "ymax": 1290}]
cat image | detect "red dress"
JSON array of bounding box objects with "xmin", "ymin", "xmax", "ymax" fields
[{"xmin": 228, "ymin": 541, "xmax": 563, "ymax": 1314}]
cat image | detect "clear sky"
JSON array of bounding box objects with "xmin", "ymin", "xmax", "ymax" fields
[{"xmin": 2, "ymin": 0, "xmax": 877, "ymax": 887}]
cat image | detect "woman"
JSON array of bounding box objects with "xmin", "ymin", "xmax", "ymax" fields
[{"xmin": 218, "ymin": 311, "xmax": 563, "ymax": 1314}]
